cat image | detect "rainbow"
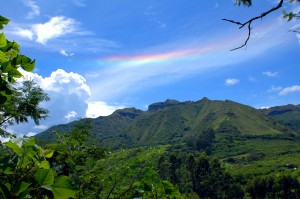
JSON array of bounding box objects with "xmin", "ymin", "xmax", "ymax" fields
[
  {"xmin": 98, "ymin": 18, "xmax": 281, "ymax": 67},
  {"xmin": 101, "ymin": 44, "xmax": 218, "ymax": 66}
]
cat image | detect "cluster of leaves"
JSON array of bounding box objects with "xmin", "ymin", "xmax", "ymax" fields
[
  {"xmin": 0, "ymin": 16, "xmax": 35, "ymax": 104},
  {"xmin": 47, "ymin": 119, "xmax": 106, "ymax": 198},
  {"xmin": 0, "ymin": 137, "xmax": 79, "ymax": 198}
]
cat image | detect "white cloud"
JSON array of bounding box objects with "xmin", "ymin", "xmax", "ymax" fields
[
  {"xmin": 21, "ymin": 69, "xmax": 91, "ymax": 96},
  {"xmin": 15, "ymin": 29, "xmax": 33, "ymax": 40},
  {"xmin": 23, "ymin": 0, "xmax": 40, "ymax": 18},
  {"xmin": 60, "ymin": 50, "xmax": 74, "ymax": 57},
  {"xmin": 65, "ymin": 111, "xmax": 77, "ymax": 121},
  {"xmin": 260, "ymin": 107, "xmax": 270, "ymax": 109},
  {"xmin": 26, "ymin": 132, "xmax": 37, "ymax": 137},
  {"xmin": 86, "ymin": 101, "xmax": 124, "ymax": 118},
  {"xmin": 268, "ymin": 85, "xmax": 283, "ymax": 93},
  {"xmin": 279, "ymin": 85, "xmax": 300, "ymax": 95},
  {"xmin": 225, "ymin": 78, "xmax": 239, "ymax": 86},
  {"xmin": 34, "ymin": 125, "xmax": 48, "ymax": 130},
  {"xmin": 263, "ymin": 71, "xmax": 278, "ymax": 77},
  {"xmin": 33, "ymin": 16, "xmax": 77, "ymax": 44},
  {"xmin": 14, "ymin": 16, "xmax": 78, "ymax": 44},
  {"xmin": 19, "ymin": 69, "xmax": 91, "ymax": 125}
]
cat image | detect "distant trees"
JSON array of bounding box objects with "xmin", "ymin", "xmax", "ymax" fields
[
  {"xmin": 157, "ymin": 152, "xmax": 244, "ymax": 198},
  {"xmin": 247, "ymin": 172, "xmax": 300, "ymax": 198}
]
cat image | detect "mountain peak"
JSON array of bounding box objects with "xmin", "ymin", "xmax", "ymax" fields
[
  {"xmin": 112, "ymin": 108, "xmax": 143, "ymax": 119},
  {"xmin": 148, "ymin": 99, "xmax": 180, "ymax": 111}
]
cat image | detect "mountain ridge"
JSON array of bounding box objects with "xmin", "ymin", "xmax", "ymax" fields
[{"xmin": 36, "ymin": 98, "xmax": 297, "ymax": 149}]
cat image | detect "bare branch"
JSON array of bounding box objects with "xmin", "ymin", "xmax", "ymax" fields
[{"xmin": 223, "ymin": 0, "xmax": 284, "ymax": 50}]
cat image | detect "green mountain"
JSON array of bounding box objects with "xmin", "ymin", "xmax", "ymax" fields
[
  {"xmin": 261, "ymin": 104, "xmax": 300, "ymax": 133},
  {"xmin": 36, "ymin": 98, "xmax": 292, "ymax": 148}
]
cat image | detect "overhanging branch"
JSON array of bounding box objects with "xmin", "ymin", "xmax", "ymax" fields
[{"xmin": 223, "ymin": 0, "xmax": 284, "ymax": 51}]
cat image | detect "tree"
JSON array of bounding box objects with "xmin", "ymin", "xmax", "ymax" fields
[
  {"xmin": 0, "ymin": 16, "xmax": 49, "ymax": 138},
  {"xmin": 0, "ymin": 80, "xmax": 50, "ymax": 137},
  {"xmin": 225, "ymin": 0, "xmax": 300, "ymax": 50},
  {"xmin": 0, "ymin": 16, "xmax": 35, "ymax": 103}
]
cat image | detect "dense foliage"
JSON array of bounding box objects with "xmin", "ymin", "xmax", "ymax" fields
[{"xmin": 1, "ymin": 11, "xmax": 300, "ymax": 198}]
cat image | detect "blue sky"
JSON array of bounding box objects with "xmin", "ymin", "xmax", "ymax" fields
[{"xmin": 1, "ymin": 0, "xmax": 300, "ymax": 136}]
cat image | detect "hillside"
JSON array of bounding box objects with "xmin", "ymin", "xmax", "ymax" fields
[
  {"xmin": 36, "ymin": 98, "xmax": 292, "ymax": 148},
  {"xmin": 261, "ymin": 104, "xmax": 300, "ymax": 133}
]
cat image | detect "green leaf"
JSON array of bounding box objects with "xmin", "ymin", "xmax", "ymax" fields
[
  {"xmin": 44, "ymin": 150, "xmax": 54, "ymax": 158},
  {"xmin": 17, "ymin": 55, "xmax": 35, "ymax": 72},
  {"xmin": 22, "ymin": 59, "xmax": 35, "ymax": 72},
  {"xmin": 23, "ymin": 138, "xmax": 36, "ymax": 147},
  {"xmin": 0, "ymin": 16, "xmax": 9, "ymax": 27},
  {"xmin": 8, "ymin": 67, "xmax": 22, "ymax": 79},
  {"xmin": 12, "ymin": 181, "xmax": 30, "ymax": 196},
  {"xmin": 37, "ymin": 160, "xmax": 50, "ymax": 169},
  {"xmin": 36, "ymin": 169, "xmax": 54, "ymax": 186},
  {"xmin": 1, "ymin": 61, "xmax": 12, "ymax": 72},
  {"xmin": 0, "ymin": 183, "xmax": 10, "ymax": 199},
  {"xmin": 0, "ymin": 50, "xmax": 8, "ymax": 63},
  {"xmin": 0, "ymin": 33, "xmax": 7, "ymax": 48},
  {"xmin": 52, "ymin": 176, "xmax": 79, "ymax": 199},
  {"xmin": 0, "ymin": 93, "xmax": 8, "ymax": 104},
  {"xmin": 5, "ymin": 141, "xmax": 22, "ymax": 156},
  {"xmin": 3, "ymin": 167, "xmax": 13, "ymax": 174}
]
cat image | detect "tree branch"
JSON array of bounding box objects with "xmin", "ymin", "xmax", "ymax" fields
[{"xmin": 223, "ymin": 0, "xmax": 284, "ymax": 51}]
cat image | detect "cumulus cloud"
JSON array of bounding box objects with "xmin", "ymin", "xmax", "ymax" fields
[
  {"xmin": 15, "ymin": 16, "xmax": 78, "ymax": 44},
  {"xmin": 86, "ymin": 101, "xmax": 124, "ymax": 118},
  {"xmin": 22, "ymin": 69, "xmax": 91, "ymax": 97},
  {"xmin": 225, "ymin": 78, "xmax": 239, "ymax": 86},
  {"xmin": 4, "ymin": 68, "xmax": 95, "ymax": 137},
  {"xmin": 23, "ymin": 0, "xmax": 40, "ymax": 18},
  {"xmin": 263, "ymin": 71, "xmax": 278, "ymax": 77},
  {"xmin": 279, "ymin": 85, "xmax": 300, "ymax": 95},
  {"xmin": 14, "ymin": 69, "xmax": 91, "ymax": 135}
]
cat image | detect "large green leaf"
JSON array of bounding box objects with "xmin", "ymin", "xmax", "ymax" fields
[
  {"xmin": 22, "ymin": 60, "xmax": 35, "ymax": 72},
  {"xmin": 5, "ymin": 141, "xmax": 22, "ymax": 156},
  {"xmin": 17, "ymin": 55, "xmax": 35, "ymax": 72},
  {"xmin": 36, "ymin": 169, "xmax": 54, "ymax": 186},
  {"xmin": 0, "ymin": 16, "xmax": 9, "ymax": 30},
  {"xmin": 0, "ymin": 50, "xmax": 8, "ymax": 64},
  {"xmin": 12, "ymin": 181, "xmax": 30, "ymax": 196},
  {"xmin": 0, "ymin": 33, "xmax": 7, "ymax": 48},
  {"xmin": 52, "ymin": 176, "xmax": 79, "ymax": 199},
  {"xmin": 37, "ymin": 160, "xmax": 50, "ymax": 169}
]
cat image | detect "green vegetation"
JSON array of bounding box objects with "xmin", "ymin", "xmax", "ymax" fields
[{"xmin": 1, "ymin": 14, "xmax": 300, "ymax": 198}]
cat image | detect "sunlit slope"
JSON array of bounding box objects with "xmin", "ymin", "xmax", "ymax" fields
[
  {"xmin": 261, "ymin": 104, "xmax": 300, "ymax": 133},
  {"xmin": 36, "ymin": 98, "xmax": 291, "ymax": 148}
]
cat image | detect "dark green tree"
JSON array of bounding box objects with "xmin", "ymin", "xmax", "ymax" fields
[{"xmin": 0, "ymin": 80, "xmax": 49, "ymax": 137}]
